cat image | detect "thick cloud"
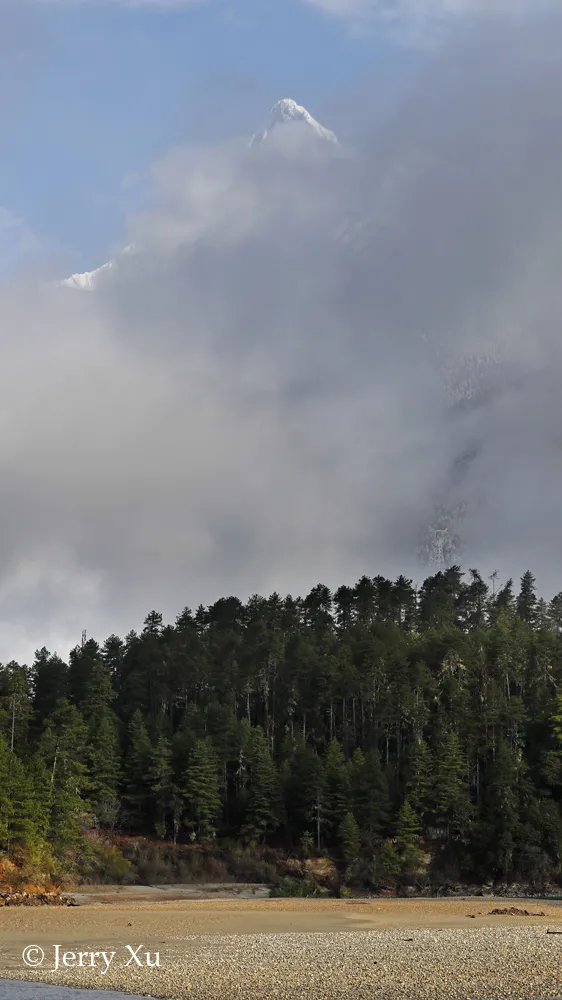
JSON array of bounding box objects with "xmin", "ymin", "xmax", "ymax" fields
[{"xmin": 2, "ymin": 13, "xmax": 562, "ymax": 661}]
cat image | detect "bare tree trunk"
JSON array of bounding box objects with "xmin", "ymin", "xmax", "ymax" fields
[
  {"xmin": 361, "ymin": 698, "xmax": 365, "ymax": 743},
  {"xmin": 476, "ymin": 756, "xmax": 480, "ymax": 804},
  {"xmin": 9, "ymin": 693, "xmax": 15, "ymax": 776}
]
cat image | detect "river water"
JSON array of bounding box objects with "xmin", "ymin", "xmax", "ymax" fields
[{"xmin": 0, "ymin": 982, "xmax": 144, "ymax": 1000}]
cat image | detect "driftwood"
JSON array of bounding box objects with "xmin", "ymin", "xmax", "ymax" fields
[{"xmin": 0, "ymin": 889, "xmax": 76, "ymax": 907}]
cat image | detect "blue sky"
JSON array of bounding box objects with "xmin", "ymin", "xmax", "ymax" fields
[{"xmin": 0, "ymin": 0, "xmax": 424, "ymax": 275}]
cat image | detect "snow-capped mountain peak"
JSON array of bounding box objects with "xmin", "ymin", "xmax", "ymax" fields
[
  {"xmin": 250, "ymin": 98, "xmax": 338, "ymax": 147},
  {"xmin": 58, "ymin": 244, "xmax": 136, "ymax": 292},
  {"xmin": 59, "ymin": 100, "xmax": 338, "ymax": 291}
]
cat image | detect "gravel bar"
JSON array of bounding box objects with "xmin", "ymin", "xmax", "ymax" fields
[{"xmin": 3, "ymin": 926, "xmax": 562, "ymax": 1000}]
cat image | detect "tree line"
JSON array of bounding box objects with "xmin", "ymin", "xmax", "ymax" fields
[{"xmin": 2, "ymin": 567, "xmax": 562, "ymax": 886}]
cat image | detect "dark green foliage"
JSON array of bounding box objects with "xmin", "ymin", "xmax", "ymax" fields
[
  {"xmin": 147, "ymin": 736, "xmax": 178, "ymax": 840},
  {"xmin": 395, "ymin": 799, "xmax": 425, "ymax": 877},
  {"xmin": 349, "ymin": 747, "xmax": 390, "ymax": 835},
  {"xmin": 240, "ymin": 726, "xmax": 279, "ymax": 845},
  {"xmin": 270, "ymin": 876, "xmax": 326, "ymax": 898},
  {"xmin": 339, "ymin": 811, "xmax": 361, "ymax": 865},
  {"xmin": 323, "ymin": 739, "xmax": 350, "ymax": 841},
  {"xmin": 182, "ymin": 738, "xmax": 221, "ymax": 841},
  {"xmin": 406, "ymin": 739, "xmax": 434, "ymax": 823},
  {"xmin": 434, "ymin": 731, "xmax": 471, "ymax": 838},
  {"xmin": 39, "ymin": 699, "xmax": 90, "ymax": 854},
  {"xmin": 4, "ymin": 567, "xmax": 562, "ymax": 886},
  {"xmin": 123, "ymin": 709, "xmax": 153, "ymax": 831}
]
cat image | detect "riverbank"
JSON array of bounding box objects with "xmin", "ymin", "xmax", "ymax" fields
[{"xmin": 1, "ymin": 897, "xmax": 562, "ymax": 998}]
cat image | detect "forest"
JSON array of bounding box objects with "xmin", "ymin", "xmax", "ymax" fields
[{"xmin": 2, "ymin": 566, "xmax": 562, "ymax": 891}]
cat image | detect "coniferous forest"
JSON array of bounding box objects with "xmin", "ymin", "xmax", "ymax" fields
[{"xmin": 3, "ymin": 566, "xmax": 562, "ymax": 892}]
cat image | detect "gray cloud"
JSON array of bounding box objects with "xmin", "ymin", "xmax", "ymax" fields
[{"xmin": 2, "ymin": 13, "xmax": 562, "ymax": 661}]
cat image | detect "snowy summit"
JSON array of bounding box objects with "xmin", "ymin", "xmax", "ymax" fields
[
  {"xmin": 59, "ymin": 100, "xmax": 338, "ymax": 291},
  {"xmin": 249, "ymin": 98, "xmax": 338, "ymax": 147}
]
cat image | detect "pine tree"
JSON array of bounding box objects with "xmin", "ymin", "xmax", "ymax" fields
[
  {"xmin": 395, "ymin": 799, "xmax": 421, "ymax": 853},
  {"xmin": 6, "ymin": 756, "xmax": 43, "ymax": 856},
  {"xmin": 434, "ymin": 731, "xmax": 470, "ymax": 839},
  {"xmin": 479, "ymin": 740, "xmax": 520, "ymax": 879},
  {"xmin": 406, "ymin": 739, "xmax": 434, "ymax": 828},
  {"xmin": 26, "ymin": 753, "xmax": 51, "ymax": 848},
  {"xmin": 349, "ymin": 747, "xmax": 390, "ymax": 836},
  {"xmin": 183, "ymin": 738, "xmax": 221, "ymax": 841},
  {"xmin": 240, "ymin": 726, "xmax": 278, "ymax": 845},
  {"xmin": 548, "ymin": 593, "xmax": 562, "ymax": 634},
  {"xmin": 32, "ymin": 649, "xmax": 68, "ymax": 722},
  {"xmin": 39, "ymin": 700, "xmax": 90, "ymax": 855},
  {"xmin": 517, "ymin": 572, "xmax": 538, "ymax": 626},
  {"xmin": 68, "ymin": 639, "xmax": 102, "ymax": 708},
  {"xmin": 323, "ymin": 739, "xmax": 350, "ymax": 842},
  {"xmin": 395, "ymin": 799, "xmax": 424, "ymax": 877},
  {"xmin": 147, "ymin": 736, "xmax": 176, "ymax": 839},
  {"xmin": 0, "ymin": 663, "xmax": 31, "ymax": 756},
  {"xmin": 122, "ymin": 709, "xmax": 152, "ymax": 830},
  {"xmin": 339, "ymin": 811, "xmax": 361, "ymax": 866},
  {"xmin": 0, "ymin": 732, "xmax": 11, "ymax": 849},
  {"xmin": 87, "ymin": 711, "xmax": 122, "ymax": 827},
  {"xmin": 287, "ymin": 742, "xmax": 325, "ymax": 848}
]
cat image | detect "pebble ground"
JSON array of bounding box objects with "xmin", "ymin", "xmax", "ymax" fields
[{"xmin": 4, "ymin": 926, "xmax": 562, "ymax": 1000}]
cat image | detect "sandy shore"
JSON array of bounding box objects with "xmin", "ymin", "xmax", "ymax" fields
[{"xmin": 1, "ymin": 894, "xmax": 562, "ymax": 998}]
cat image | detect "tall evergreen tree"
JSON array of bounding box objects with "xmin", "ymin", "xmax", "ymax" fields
[
  {"xmin": 323, "ymin": 739, "xmax": 350, "ymax": 842},
  {"xmin": 182, "ymin": 738, "xmax": 221, "ymax": 841},
  {"xmin": 122, "ymin": 710, "xmax": 153, "ymax": 831},
  {"xmin": 240, "ymin": 726, "xmax": 278, "ymax": 845},
  {"xmin": 146, "ymin": 735, "xmax": 177, "ymax": 839}
]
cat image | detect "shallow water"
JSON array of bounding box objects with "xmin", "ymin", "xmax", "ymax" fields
[{"xmin": 0, "ymin": 982, "xmax": 144, "ymax": 1000}]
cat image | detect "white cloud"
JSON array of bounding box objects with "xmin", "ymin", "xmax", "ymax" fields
[{"xmin": 2, "ymin": 15, "xmax": 562, "ymax": 660}]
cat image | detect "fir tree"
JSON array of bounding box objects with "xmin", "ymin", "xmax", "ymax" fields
[
  {"xmin": 349, "ymin": 747, "xmax": 390, "ymax": 836},
  {"xmin": 183, "ymin": 738, "xmax": 221, "ymax": 841},
  {"xmin": 434, "ymin": 731, "xmax": 470, "ymax": 839},
  {"xmin": 147, "ymin": 735, "xmax": 177, "ymax": 839},
  {"xmin": 517, "ymin": 572, "xmax": 538, "ymax": 626},
  {"xmin": 39, "ymin": 700, "xmax": 90, "ymax": 855},
  {"xmin": 339, "ymin": 811, "xmax": 361, "ymax": 866},
  {"xmin": 323, "ymin": 739, "xmax": 350, "ymax": 842},
  {"xmin": 87, "ymin": 711, "xmax": 121, "ymax": 828},
  {"xmin": 123, "ymin": 709, "xmax": 152, "ymax": 830},
  {"xmin": 240, "ymin": 726, "xmax": 278, "ymax": 845},
  {"xmin": 406, "ymin": 739, "xmax": 434, "ymax": 828},
  {"xmin": 395, "ymin": 799, "xmax": 424, "ymax": 877}
]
